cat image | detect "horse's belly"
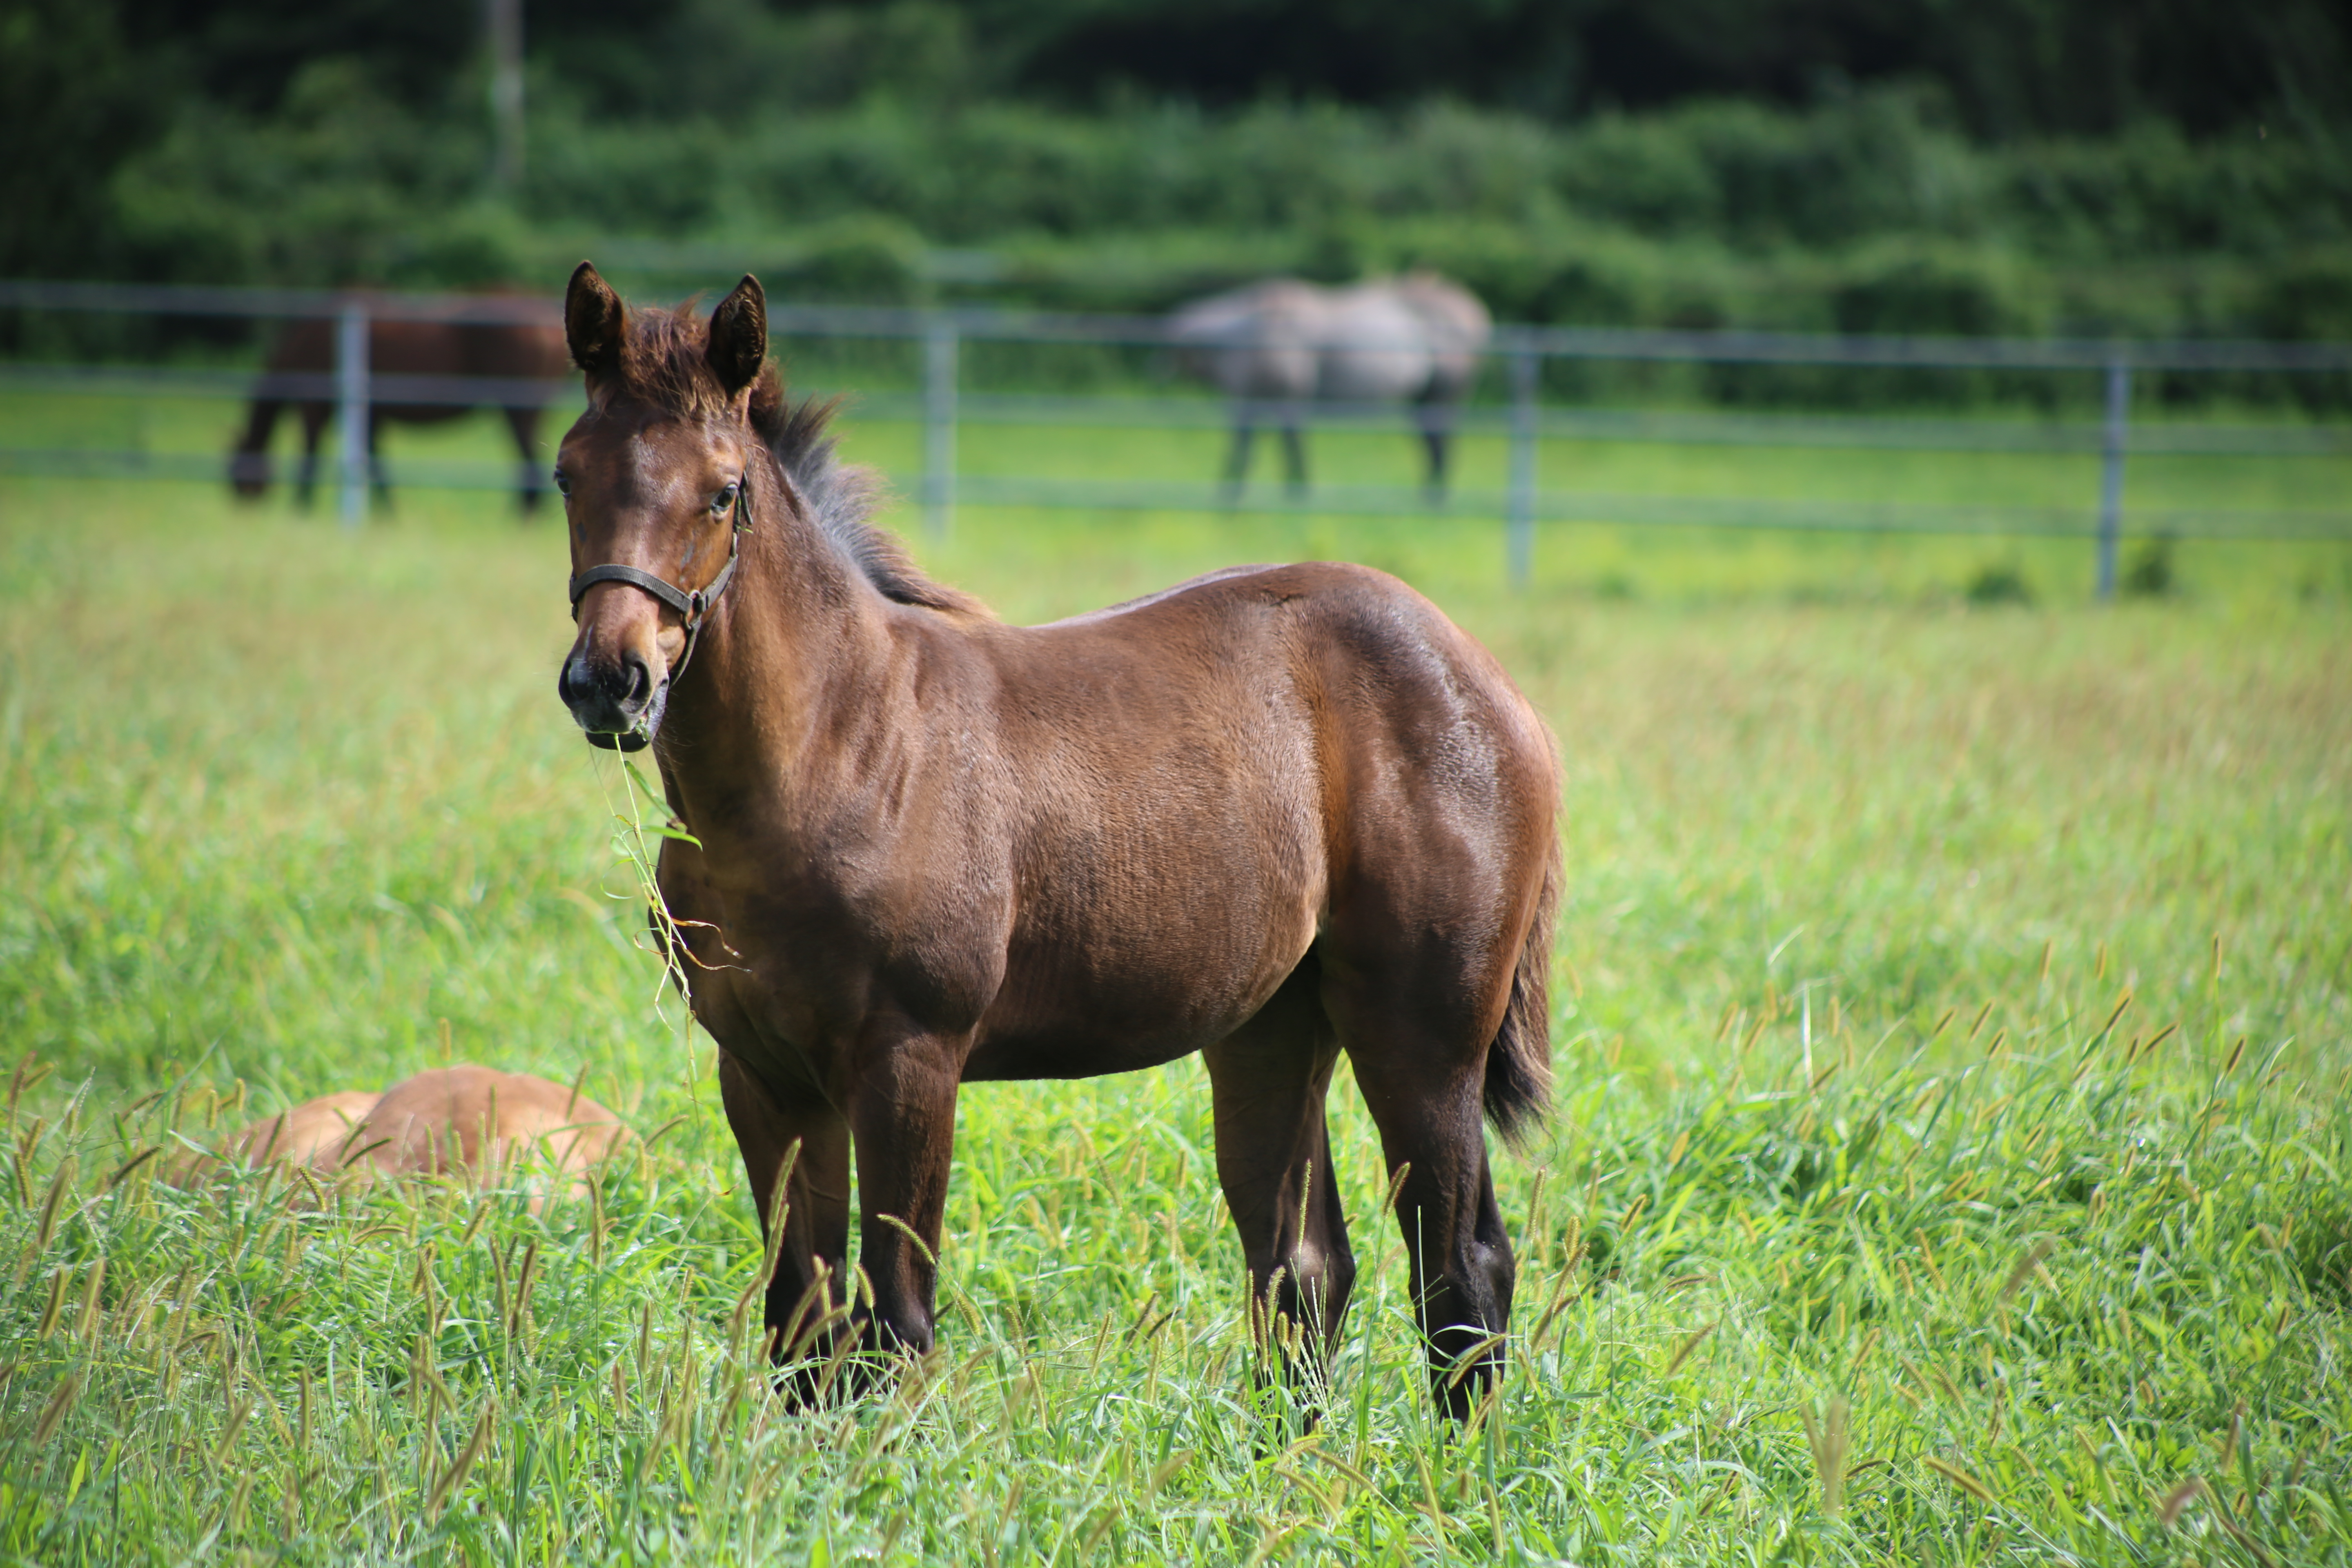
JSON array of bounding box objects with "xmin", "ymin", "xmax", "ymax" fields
[
  {"xmin": 960, "ymin": 1028, "xmax": 1208, "ymax": 1082},
  {"xmin": 960, "ymin": 952, "xmax": 1291, "ymax": 1080},
  {"xmin": 964, "ymin": 846, "xmax": 1321, "ymax": 1080}
]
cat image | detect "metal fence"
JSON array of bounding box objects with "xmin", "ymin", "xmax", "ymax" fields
[{"xmin": 5, "ymin": 278, "xmax": 2349, "ymax": 592}]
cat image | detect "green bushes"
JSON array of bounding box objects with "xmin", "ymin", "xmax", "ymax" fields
[
  {"xmin": 1828, "ymin": 241, "xmax": 2051, "ymax": 336},
  {"xmin": 15, "ymin": 0, "xmax": 2349, "ymax": 376},
  {"xmin": 2256, "ymin": 251, "xmax": 2352, "ymax": 340},
  {"xmin": 573, "ymin": 88, "xmax": 2334, "ymax": 266},
  {"xmin": 1553, "ymin": 90, "xmax": 1997, "ymax": 249},
  {"xmin": 2000, "ymin": 120, "xmax": 2352, "ymax": 260},
  {"xmin": 108, "ymin": 58, "xmax": 519, "ymax": 288},
  {"xmin": 62, "ymin": 72, "xmax": 2352, "ymax": 394}
]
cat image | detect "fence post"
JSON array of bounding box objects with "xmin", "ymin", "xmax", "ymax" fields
[
  {"xmin": 1506, "ymin": 342, "xmax": 1539, "ymax": 589},
  {"xmin": 2096, "ymin": 355, "xmax": 2129, "ymax": 599},
  {"xmin": 336, "ymin": 300, "xmax": 370, "ymax": 529},
  {"xmin": 923, "ymin": 314, "xmax": 958, "ymax": 540}
]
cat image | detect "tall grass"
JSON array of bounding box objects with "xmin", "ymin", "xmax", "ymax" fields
[{"xmin": 0, "ymin": 472, "xmax": 2347, "ymax": 1562}]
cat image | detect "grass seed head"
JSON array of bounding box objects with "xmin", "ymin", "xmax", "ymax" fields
[
  {"xmin": 1664, "ymin": 1319, "xmax": 1719, "ymax": 1378},
  {"xmin": 33, "ymin": 1370, "xmax": 80, "ymax": 1445},
  {"xmin": 428, "ymin": 1399, "xmax": 498, "ymax": 1518},
  {"xmin": 1924, "ymin": 1455, "xmax": 1996, "ymax": 1502},
  {"xmin": 74, "ymin": 1257, "xmax": 105, "ymax": 1340},
  {"xmin": 33, "ymin": 1154, "xmax": 76, "ymax": 1252},
  {"xmin": 1802, "ymin": 1396, "xmax": 1851, "ymax": 1514},
  {"xmin": 2000, "ymin": 1238, "xmax": 2058, "ymax": 1303},
  {"xmin": 35, "ymin": 1268, "xmax": 66, "ymax": 1338},
  {"xmin": 215, "ymin": 1393, "xmax": 252, "ymax": 1461}
]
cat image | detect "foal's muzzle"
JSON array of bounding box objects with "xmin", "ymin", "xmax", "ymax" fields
[{"xmin": 559, "ymin": 649, "xmax": 663, "ymax": 751}]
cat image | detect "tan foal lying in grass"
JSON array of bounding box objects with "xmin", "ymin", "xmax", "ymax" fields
[{"xmin": 182, "ymin": 1066, "xmax": 631, "ymax": 1199}]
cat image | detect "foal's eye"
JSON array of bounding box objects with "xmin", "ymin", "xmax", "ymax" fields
[
  {"xmin": 712, "ymin": 483, "xmax": 738, "ymax": 514},
  {"xmin": 552, "ymin": 470, "xmax": 571, "ymax": 498}
]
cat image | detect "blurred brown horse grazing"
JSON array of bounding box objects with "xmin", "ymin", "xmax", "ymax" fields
[
  {"xmin": 229, "ymin": 318, "xmax": 568, "ymax": 514},
  {"xmin": 552, "ymin": 263, "xmax": 1561, "ymax": 1415}
]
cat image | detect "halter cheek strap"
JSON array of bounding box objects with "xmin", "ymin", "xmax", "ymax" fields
[{"xmin": 567, "ymin": 473, "xmax": 751, "ymax": 751}]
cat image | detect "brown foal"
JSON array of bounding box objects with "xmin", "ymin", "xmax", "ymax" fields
[{"xmin": 552, "ymin": 263, "xmax": 1562, "ymax": 1415}]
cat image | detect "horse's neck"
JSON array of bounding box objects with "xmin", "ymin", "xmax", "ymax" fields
[{"xmin": 657, "ymin": 500, "xmax": 892, "ymax": 829}]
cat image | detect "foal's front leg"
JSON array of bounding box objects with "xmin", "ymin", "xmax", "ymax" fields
[
  {"xmin": 717, "ymin": 1053, "xmax": 852, "ymax": 1376},
  {"xmin": 846, "ymin": 1024, "xmax": 967, "ymax": 1363}
]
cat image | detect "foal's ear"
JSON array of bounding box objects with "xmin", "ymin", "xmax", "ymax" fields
[
  {"xmin": 706, "ymin": 274, "xmax": 768, "ymax": 396},
  {"xmin": 565, "ymin": 261, "xmax": 624, "ymax": 377}
]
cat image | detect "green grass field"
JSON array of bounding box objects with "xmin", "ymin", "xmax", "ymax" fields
[{"xmin": 1, "ymin": 393, "xmax": 2349, "ymax": 1564}]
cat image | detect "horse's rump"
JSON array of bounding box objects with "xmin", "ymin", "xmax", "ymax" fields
[{"xmin": 1314, "ymin": 286, "xmax": 1439, "ymax": 401}]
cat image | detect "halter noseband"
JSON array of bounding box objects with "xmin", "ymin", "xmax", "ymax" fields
[{"xmin": 567, "ymin": 472, "xmax": 752, "ymax": 752}]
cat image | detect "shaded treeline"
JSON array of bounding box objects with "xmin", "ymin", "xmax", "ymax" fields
[
  {"xmin": 76, "ymin": 0, "xmax": 2352, "ymax": 136},
  {"xmin": 2, "ymin": 0, "xmax": 2346, "ymax": 344}
]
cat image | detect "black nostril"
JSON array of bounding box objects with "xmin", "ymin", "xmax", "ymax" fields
[
  {"xmin": 559, "ymin": 650, "xmax": 656, "ymax": 731},
  {"xmin": 555, "ymin": 653, "xmax": 597, "ymax": 710},
  {"xmin": 621, "ymin": 654, "xmax": 652, "ymax": 707}
]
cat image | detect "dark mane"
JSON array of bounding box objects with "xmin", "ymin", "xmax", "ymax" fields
[
  {"xmin": 612, "ymin": 303, "xmax": 989, "ymax": 619},
  {"xmin": 751, "ymin": 384, "xmax": 990, "ymax": 618}
]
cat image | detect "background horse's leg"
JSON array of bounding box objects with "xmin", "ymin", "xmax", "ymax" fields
[
  {"xmin": 229, "ymin": 398, "xmax": 281, "ymax": 500},
  {"xmin": 1222, "ymin": 409, "xmax": 1257, "ymax": 504},
  {"xmin": 367, "ymin": 411, "xmax": 391, "ymax": 513},
  {"xmin": 1414, "ymin": 397, "xmax": 1452, "ymax": 502},
  {"xmin": 503, "ymin": 405, "xmax": 543, "ymax": 517},
  {"xmin": 1280, "ymin": 405, "xmax": 1308, "ymax": 497},
  {"xmin": 717, "ymin": 1052, "xmax": 853, "ymax": 1396},
  {"xmin": 1328, "ymin": 994, "xmax": 1515, "ymax": 1419},
  {"xmin": 295, "ymin": 403, "xmax": 329, "ymax": 511},
  {"xmin": 1203, "ymin": 964, "xmax": 1357, "ymax": 1409}
]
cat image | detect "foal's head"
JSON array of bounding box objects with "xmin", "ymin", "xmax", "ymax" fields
[{"xmin": 554, "ymin": 262, "xmax": 773, "ymax": 748}]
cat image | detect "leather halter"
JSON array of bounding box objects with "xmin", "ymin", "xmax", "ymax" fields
[{"xmin": 567, "ymin": 472, "xmax": 751, "ymax": 751}]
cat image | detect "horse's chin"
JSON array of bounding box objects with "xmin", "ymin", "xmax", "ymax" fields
[{"xmin": 582, "ymin": 679, "xmax": 668, "ymax": 753}]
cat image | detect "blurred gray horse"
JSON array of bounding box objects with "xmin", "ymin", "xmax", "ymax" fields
[{"xmin": 1169, "ymin": 274, "xmax": 1491, "ymax": 500}]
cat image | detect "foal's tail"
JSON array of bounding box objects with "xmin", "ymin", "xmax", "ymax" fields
[{"xmin": 1483, "ymin": 837, "xmax": 1561, "ymax": 1147}]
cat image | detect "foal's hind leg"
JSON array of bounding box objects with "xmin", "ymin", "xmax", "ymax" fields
[
  {"xmin": 1204, "ymin": 966, "xmax": 1357, "ymax": 1404},
  {"xmin": 1327, "ymin": 986, "xmax": 1516, "ymax": 1418}
]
